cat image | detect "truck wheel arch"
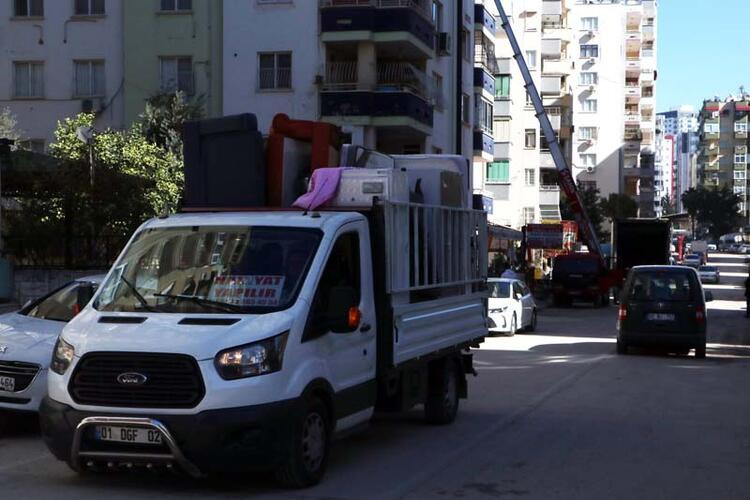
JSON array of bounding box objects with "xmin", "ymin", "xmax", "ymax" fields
[{"xmin": 301, "ymin": 378, "xmax": 336, "ymax": 425}]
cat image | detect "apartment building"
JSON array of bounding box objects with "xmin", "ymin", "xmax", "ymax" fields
[
  {"xmin": 223, "ymin": 0, "xmax": 474, "ymax": 161},
  {"xmin": 484, "ymin": 0, "xmax": 572, "ymax": 229},
  {"xmin": 123, "ymin": 0, "xmax": 223, "ymax": 126},
  {"xmin": 657, "ymin": 106, "xmax": 699, "ymax": 212},
  {"xmin": 0, "ymin": 0, "xmax": 124, "ymax": 149},
  {"xmin": 570, "ymin": 0, "xmax": 657, "ymax": 217},
  {"xmin": 653, "ymin": 114, "xmax": 674, "ymax": 216},
  {"xmin": 697, "ymin": 95, "xmax": 750, "ymax": 221}
]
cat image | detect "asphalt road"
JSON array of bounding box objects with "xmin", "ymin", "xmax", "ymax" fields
[{"xmin": 1, "ymin": 253, "xmax": 749, "ymax": 500}]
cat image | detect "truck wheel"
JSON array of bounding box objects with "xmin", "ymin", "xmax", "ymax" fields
[
  {"xmin": 424, "ymin": 359, "xmax": 460, "ymax": 425},
  {"xmin": 695, "ymin": 345, "xmax": 707, "ymax": 359},
  {"xmin": 276, "ymin": 397, "xmax": 331, "ymax": 488}
]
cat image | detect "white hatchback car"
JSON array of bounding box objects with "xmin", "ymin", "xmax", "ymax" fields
[
  {"xmin": 487, "ymin": 278, "xmax": 537, "ymax": 335},
  {"xmin": 0, "ymin": 276, "xmax": 102, "ymax": 413}
]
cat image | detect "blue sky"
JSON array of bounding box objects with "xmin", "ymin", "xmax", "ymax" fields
[{"xmin": 657, "ymin": 0, "xmax": 749, "ymax": 112}]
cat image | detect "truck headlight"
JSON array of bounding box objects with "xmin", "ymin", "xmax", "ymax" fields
[
  {"xmin": 214, "ymin": 332, "xmax": 289, "ymax": 380},
  {"xmin": 51, "ymin": 337, "xmax": 75, "ymax": 375}
]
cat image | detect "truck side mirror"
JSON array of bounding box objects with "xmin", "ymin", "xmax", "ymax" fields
[
  {"xmin": 326, "ymin": 285, "xmax": 359, "ymax": 333},
  {"xmin": 76, "ymin": 283, "xmax": 96, "ymax": 312}
]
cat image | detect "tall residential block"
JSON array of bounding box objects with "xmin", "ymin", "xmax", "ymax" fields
[
  {"xmin": 123, "ymin": 0, "xmax": 223, "ymax": 126},
  {"xmin": 657, "ymin": 106, "xmax": 699, "ymax": 212},
  {"xmin": 654, "ymin": 114, "xmax": 674, "ymax": 216},
  {"xmin": 571, "ymin": 0, "xmax": 657, "ymax": 217},
  {"xmin": 697, "ymin": 94, "xmax": 750, "ymax": 221},
  {"xmin": 223, "ymin": 0, "xmax": 474, "ymax": 160},
  {"xmin": 0, "ymin": 0, "xmax": 124, "ymax": 149}
]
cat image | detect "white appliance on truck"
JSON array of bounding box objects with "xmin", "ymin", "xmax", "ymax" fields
[{"xmin": 40, "ymin": 155, "xmax": 488, "ymax": 487}]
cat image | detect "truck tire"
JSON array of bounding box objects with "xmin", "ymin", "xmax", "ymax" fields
[
  {"xmin": 276, "ymin": 397, "xmax": 331, "ymax": 488},
  {"xmin": 695, "ymin": 345, "xmax": 706, "ymax": 359},
  {"xmin": 424, "ymin": 358, "xmax": 460, "ymax": 425}
]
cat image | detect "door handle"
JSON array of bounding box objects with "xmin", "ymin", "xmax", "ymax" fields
[{"xmin": 360, "ymin": 323, "xmax": 372, "ymax": 333}]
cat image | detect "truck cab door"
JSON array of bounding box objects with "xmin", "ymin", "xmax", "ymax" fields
[{"xmin": 304, "ymin": 221, "xmax": 377, "ymax": 427}]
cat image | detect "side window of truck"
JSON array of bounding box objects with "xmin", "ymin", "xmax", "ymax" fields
[{"xmin": 303, "ymin": 232, "xmax": 361, "ymax": 342}]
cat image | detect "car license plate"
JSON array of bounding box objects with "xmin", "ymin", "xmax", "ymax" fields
[
  {"xmin": 647, "ymin": 313, "xmax": 675, "ymax": 321},
  {"xmin": 0, "ymin": 376, "xmax": 15, "ymax": 392},
  {"xmin": 95, "ymin": 426, "xmax": 162, "ymax": 445}
]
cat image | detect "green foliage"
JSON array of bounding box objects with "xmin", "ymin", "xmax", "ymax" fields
[
  {"xmin": 140, "ymin": 91, "xmax": 203, "ymax": 157},
  {"xmin": 681, "ymin": 186, "xmax": 742, "ymax": 240},
  {"xmin": 4, "ymin": 114, "xmax": 182, "ymax": 267},
  {"xmin": 0, "ymin": 107, "xmax": 21, "ymax": 144},
  {"xmin": 600, "ymin": 193, "xmax": 639, "ymax": 223}
]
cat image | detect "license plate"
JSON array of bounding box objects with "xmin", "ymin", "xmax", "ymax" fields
[
  {"xmin": 647, "ymin": 313, "xmax": 675, "ymax": 321},
  {"xmin": 0, "ymin": 376, "xmax": 15, "ymax": 392},
  {"xmin": 95, "ymin": 426, "xmax": 162, "ymax": 445}
]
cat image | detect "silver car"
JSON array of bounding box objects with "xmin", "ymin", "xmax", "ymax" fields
[{"xmin": 698, "ymin": 266, "xmax": 720, "ymax": 284}]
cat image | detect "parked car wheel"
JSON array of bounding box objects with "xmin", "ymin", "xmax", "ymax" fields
[
  {"xmin": 276, "ymin": 397, "xmax": 331, "ymax": 488},
  {"xmin": 425, "ymin": 358, "xmax": 460, "ymax": 425}
]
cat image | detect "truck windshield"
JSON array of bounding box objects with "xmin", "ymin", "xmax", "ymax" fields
[{"xmin": 94, "ymin": 226, "xmax": 322, "ymax": 314}]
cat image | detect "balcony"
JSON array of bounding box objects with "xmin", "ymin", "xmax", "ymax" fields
[
  {"xmin": 625, "ymin": 113, "xmax": 640, "ymax": 125},
  {"xmin": 704, "ymin": 178, "xmax": 720, "ymax": 187},
  {"xmin": 496, "ymin": 57, "xmax": 512, "ymax": 74},
  {"xmin": 320, "ymin": 90, "xmax": 433, "ymax": 130},
  {"xmin": 735, "ymin": 163, "xmax": 747, "ymax": 170},
  {"xmin": 474, "ymin": 131, "xmax": 494, "ymax": 160},
  {"xmin": 542, "ymin": 0, "xmax": 562, "ymax": 16},
  {"xmin": 640, "ymin": 69, "xmax": 654, "ymax": 83},
  {"xmin": 540, "ymin": 151, "xmax": 555, "ymax": 169},
  {"xmin": 625, "ymin": 59, "xmax": 641, "ymax": 71},
  {"xmin": 704, "ymin": 161, "xmax": 720, "ymax": 171},
  {"xmin": 548, "ymin": 113, "xmax": 561, "ymax": 130},
  {"xmin": 542, "ymin": 59, "xmax": 573, "ymax": 76},
  {"xmin": 494, "ymin": 141, "xmax": 511, "ymax": 159},
  {"xmin": 642, "ymin": 0, "xmax": 655, "ymax": 15},
  {"xmin": 539, "ymin": 184, "xmax": 560, "ymax": 206},
  {"xmin": 641, "ymin": 48, "xmax": 654, "ymax": 58},
  {"xmin": 642, "ymin": 24, "xmax": 655, "ymax": 40},
  {"xmin": 474, "ymin": 3, "xmax": 496, "ymax": 37},
  {"xmin": 320, "ymin": 0, "xmax": 435, "ymax": 59},
  {"xmin": 473, "ymin": 67, "xmax": 495, "ymax": 98},
  {"xmin": 494, "ymin": 99, "xmax": 512, "ymax": 116},
  {"xmin": 625, "ymin": 86, "xmax": 641, "ymax": 99},
  {"xmin": 541, "ymin": 38, "xmax": 564, "ymax": 59},
  {"xmin": 541, "ymin": 75, "xmax": 563, "ymax": 96}
]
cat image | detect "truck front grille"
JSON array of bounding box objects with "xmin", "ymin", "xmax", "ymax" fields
[
  {"xmin": 69, "ymin": 353, "xmax": 205, "ymax": 409},
  {"xmin": 0, "ymin": 361, "xmax": 40, "ymax": 392}
]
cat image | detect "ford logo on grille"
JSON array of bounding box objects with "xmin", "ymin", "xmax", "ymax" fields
[{"xmin": 117, "ymin": 372, "xmax": 148, "ymax": 386}]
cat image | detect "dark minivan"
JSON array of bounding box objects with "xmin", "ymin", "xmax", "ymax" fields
[{"xmin": 617, "ymin": 266, "xmax": 712, "ymax": 358}]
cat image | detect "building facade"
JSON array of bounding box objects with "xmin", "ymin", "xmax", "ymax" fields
[
  {"xmin": 657, "ymin": 106, "xmax": 699, "ymax": 212},
  {"xmin": 653, "ymin": 114, "xmax": 674, "ymax": 216},
  {"xmin": 123, "ymin": 0, "xmax": 223, "ymax": 126},
  {"xmin": 223, "ymin": 0, "xmax": 474, "ymax": 161},
  {"xmin": 697, "ymin": 95, "xmax": 750, "ymax": 222},
  {"xmin": 570, "ymin": 0, "xmax": 657, "ymax": 217},
  {"xmin": 0, "ymin": 0, "xmax": 124, "ymax": 149}
]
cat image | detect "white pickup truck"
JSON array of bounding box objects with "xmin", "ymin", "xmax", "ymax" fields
[{"xmin": 39, "ymin": 190, "xmax": 488, "ymax": 486}]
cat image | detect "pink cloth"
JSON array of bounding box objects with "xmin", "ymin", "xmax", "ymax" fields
[{"xmin": 293, "ymin": 167, "xmax": 348, "ymax": 210}]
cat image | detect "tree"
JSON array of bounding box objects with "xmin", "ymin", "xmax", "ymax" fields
[
  {"xmin": 600, "ymin": 193, "xmax": 639, "ymax": 224},
  {"xmin": 560, "ymin": 186, "xmax": 605, "ymax": 240},
  {"xmin": 681, "ymin": 186, "xmax": 742, "ymax": 240},
  {"xmin": 660, "ymin": 195, "xmax": 676, "ymax": 216},
  {"xmin": 0, "ymin": 107, "xmax": 21, "ymax": 144},
  {"xmin": 140, "ymin": 91, "xmax": 204, "ymax": 158}
]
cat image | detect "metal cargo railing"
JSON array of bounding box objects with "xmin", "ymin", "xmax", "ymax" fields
[{"xmin": 384, "ymin": 201, "xmax": 488, "ymax": 294}]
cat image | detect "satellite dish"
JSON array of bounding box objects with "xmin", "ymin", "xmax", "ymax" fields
[{"xmin": 76, "ymin": 126, "xmax": 94, "ymax": 144}]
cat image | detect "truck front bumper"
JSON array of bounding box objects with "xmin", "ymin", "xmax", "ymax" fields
[{"xmin": 39, "ymin": 396, "xmax": 302, "ymax": 476}]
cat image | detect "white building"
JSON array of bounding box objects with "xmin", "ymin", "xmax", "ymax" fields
[
  {"xmin": 657, "ymin": 106, "xmax": 699, "ymax": 212},
  {"xmin": 570, "ymin": 0, "xmax": 657, "ymax": 217},
  {"xmin": 0, "ymin": 0, "xmax": 124, "ymax": 150},
  {"xmin": 653, "ymin": 114, "xmax": 674, "ymax": 216},
  {"xmin": 223, "ymin": 0, "xmax": 474, "ymax": 161}
]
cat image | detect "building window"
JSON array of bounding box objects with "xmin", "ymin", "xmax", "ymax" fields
[
  {"xmin": 523, "ymin": 207, "xmax": 535, "ymax": 224},
  {"xmin": 431, "ymin": 0, "xmax": 442, "ymax": 31},
  {"xmin": 525, "ymin": 129, "xmax": 536, "ymax": 148},
  {"xmin": 704, "ymin": 123, "xmax": 719, "ymax": 134},
  {"xmin": 580, "ymin": 45, "xmax": 599, "ymax": 58},
  {"xmin": 580, "ymin": 154, "xmax": 597, "ymax": 167},
  {"xmin": 160, "ymin": 0, "xmax": 191, "ymax": 11},
  {"xmin": 524, "ymin": 12, "xmax": 537, "ymax": 32},
  {"xmin": 258, "ymin": 52, "xmax": 292, "ymax": 90},
  {"xmin": 475, "ymin": 97, "xmax": 493, "ymax": 134},
  {"xmin": 75, "ymin": 0, "xmax": 104, "ymax": 15},
  {"xmin": 735, "ymin": 122, "xmax": 748, "ymax": 133},
  {"xmin": 581, "ymin": 17, "xmax": 598, "ymax": 31},
  {"xmin": 13, "ymin": 61, "xmax": 44, "ymax": 98},
  {"xmin": 18, "ymin": 139, "xmax": 45, "ymax": 153},
  {"xmin": 494, "ymin": 119, "xmax": 510, "ymax": 142},
  {"xmin": 487, "ymin": 161, "xmax": 510, "ymax": 183},
  {"xmin": 74, "ymin": 60, "xmax": 105, "ymax": 97},
  {"xmin": 495, "ymin": 75, "xmax": 510, "ymax": 98},
  {"xmin": 461, "ymin": 93, "xmax": 471, "ymax": 124},
  {"xmin": 525, "ymin": 169, "xmax": 535, "ymax": 186},
  {"xmin": 525, "ymin": 91, "xmax": 533, "ymax": 106},
  {"xmin": 735, "ymin": 154, "xmax": 747, "ymax": 164},
  {"xmin": 461, "ymin": 28, "xmax": 471, "ymax": 62},
  {"xmin": 432, "ymin": 72, "xmax": 444, "ymax": 110},
  {"xmin": 579, "ymin": 180, "xmax": 597, "ymax": 191},
  {"xmin": 579, "ymin": 72, "xmax": 598, "ymax": 85},
  {"xmin": 734, "ymin": 170, "xmax": 747, "ymax": 180},
  {"xmin": 582, "ymin": 99, "xmax": 598, "ymax": 113},
  {"xmin": 160, "ymin": 57, "xmax": 193, "ymax": 93},
  {"xmin": 14, "ymin": 0, "xmax": 43, "ymax": 16},
  {"xmin": 579, "ymin": 127, "xmax": 597, "ymax": 140},
  {"xmin": 525, "ymin": 50, "xmax": 537, "ymax": 70}
]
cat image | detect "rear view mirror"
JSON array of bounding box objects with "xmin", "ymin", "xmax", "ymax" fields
[
  {"xmin": 326, "ymin": 286, "xmax": 358, "ymax": 333},
  {"xmin": 704, "ymin": 291, "xmax": 714, "ymax": 302}
]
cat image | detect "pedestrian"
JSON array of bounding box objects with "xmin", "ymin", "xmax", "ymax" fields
[{"xmin": 745, "ymin": 270, "xmax": 750, "ymax": 318}]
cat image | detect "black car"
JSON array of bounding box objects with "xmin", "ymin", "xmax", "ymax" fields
[{"xmin": 617, "ymin": 266, "xmax": 712, "ymax": 358}]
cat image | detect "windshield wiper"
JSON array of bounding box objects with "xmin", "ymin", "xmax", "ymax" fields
[
  {"xmin": 120, "ymin": 276, "xmax": 156, "ymax": 312},
  {"xmin": 153, "ymin": 293, "xmax": 245, "ymax": 313}
]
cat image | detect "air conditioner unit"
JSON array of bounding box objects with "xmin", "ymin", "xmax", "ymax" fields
[
  {"xmin": 711, "ymin": 111, "xmax": 719, "ymax": 118},
  {"xmin": 588, "ymin": 58, "xmax": 596, "ymax": 64},
  {"xmin": 588, "ymin": 85, "xmax": 595, "ymax": 92},
  {"xmin": 437, "ymin": 32, "xmax": 451, "ymax": 56},
  {"xmin": 586, "ymin": 166, "xmax": 596, "ymax": 173}
]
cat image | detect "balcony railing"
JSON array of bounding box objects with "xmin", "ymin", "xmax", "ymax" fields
[
  {"xmin": 323, "ymin": 61, "xmax": 358, "ymax": 89},
  {"xmin": 377, "ymin": 62, "xmax": 431, "ymax": 98},
  {"xmin": 319, "ymin": 0, "xmax": 432, "ymax": 20}
]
